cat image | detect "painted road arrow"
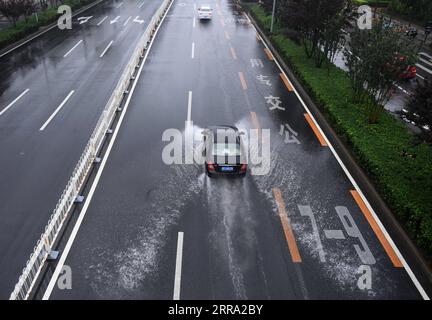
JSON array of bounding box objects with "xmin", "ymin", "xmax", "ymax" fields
[
  {"xmin": 110, "ymin": 16, "xmax": 120, "ymax": 24},
  {"xmin": 133, "ymin": 16, "xmax": 145, "ymax": 24},
  {"xmin": 77, "ymin": 16, "xmax": 93, "ymax": 24}
]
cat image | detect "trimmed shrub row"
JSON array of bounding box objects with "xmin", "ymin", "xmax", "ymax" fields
[{"xmin": 353, "ymin": 0, "xmax": 391, "ymax": 7}]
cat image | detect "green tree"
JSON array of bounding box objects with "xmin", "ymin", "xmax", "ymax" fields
[
  {"xmin": 260, "ymin": 0, "xmax": 274, "ymax": 13},
  {"xmin": 281, "ymin": 0, "xmax": 351, "ymax": 68},
  {"xmin": 22, "ymin": 0, "xmax": 36, "ymax": 22},
  {"xmin": 389, "ymin": 0, "xmax": 432, "ymax": 23},
  {"xmin": 344, "ymin": 20, "xmax": 417, "ymax": 123},
  {"xmin": 0, "ymin": 0, "xmax": 36, "ymax": 26},
  {"xmin": 0, "ymin": 0, "xmax": 23, "ymax": 26},
  {"xmin": 318, "ymin": 1, "xmax": 354, "ymax": 71}
]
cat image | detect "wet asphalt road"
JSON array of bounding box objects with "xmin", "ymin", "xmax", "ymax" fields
[
  {"xmin": 0, "ymin": 0, "xmax": 165, "ymax": 298},
  {"xmin": 47, "ymin": 0, "xmax": 428, "ymax": 299}
]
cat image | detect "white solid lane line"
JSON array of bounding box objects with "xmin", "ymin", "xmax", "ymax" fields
[
  {"xmin": 173, "ymin": 232, "xmax": 184, "ymax": 300},
  {"xmin": 187, "ymin": 91, "xmax": 192, "ymax": 123},
  {"xmin": 39, "ymin": 90, "xmax": 75, "ymax": 131},
  {"xmin": 97, "ymin": 16, "xmax": 108, "ymax": 26},
  {"xmin": 123, "ymin": 16, "xmax": 131, "ymax": 26},
  {"xmin": 138, "ymin": 1, "xmax": 145, "ymax": 9},
  {"xmin": 191, "ymin": 42, "xmax": 195, "ymax": 59},
  {"xmin": 100, "ymin": 40, "xmax": 114, "ymax": 58},
  {"xmin": 41, "ymin": 0, "xmax": 175, "ymax": 300},
  {"xmin": 193, "ymin": 16, "xmax": 195, "ymax": 28},
  {"xmin": 248, "ymin": 15, "xmax": 430, "ymax": 300},
  {"xmin": 63, "ymin": 40, "xmax": 83, "ymax": 58},
  {"xmin": 0, "ymin": 89, "xmax": 30, "ymax": 116}
]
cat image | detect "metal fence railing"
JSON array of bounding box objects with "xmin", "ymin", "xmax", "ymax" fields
[{"xmin": 9, "ymin": 0, "xmax": 173, "ymax": 300}]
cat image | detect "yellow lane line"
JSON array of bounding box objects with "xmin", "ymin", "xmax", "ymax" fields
[
  {"xmin": 238, "ymin": 72, "xmax": 247, "ymax": 90},
  {"xmin": 264, "ymin": 47, "xmax": 274, "ymax": 61},
  {"xmin": 350, "ymin": 190, "xmax": 403, "ymax": 268},
  {"xmin": 230, "ymin": 47, "xmax": 237, "ymax": 60},
  {"xmin": 279, "ymin": 73, "xmax": 293, "ymax": 91},
  {"xmin": 304, "ymin": 113, "xmax": 328, "ymax": 147},
  {"xmin": 250, "ymin": 111, "xmax": 261, "ymax": 132},
  {"xmin": 273, "ymin": 188, "xmax": 302, "ymax": 263}
]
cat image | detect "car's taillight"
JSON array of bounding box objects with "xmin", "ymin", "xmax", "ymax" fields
[
  {"xmin": 207, "ymin": 162, "xmax": 215, "ymax": 171},
  {"xmin": 240, "ymin": 164, "xmax": 247, "ymax": 172}
]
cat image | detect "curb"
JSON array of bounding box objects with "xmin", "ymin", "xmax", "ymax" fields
[
  {"xmin": 0, "ymin": 0, "xmax": 105, "ymax": 59},
  {"xmin": 242, "ymin": 3, "xmax": 432, "ymax": 294}
]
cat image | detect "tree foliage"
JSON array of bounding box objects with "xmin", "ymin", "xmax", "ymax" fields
[
  {"xmin": 279, "ymin": 0, "xmax": 353, "ymax": 68},
  {"xmin": 0, "ymin": 0, "xmax": 35, "ymax": 26},
  {"xmin": 389, "ymin": 0, "xmax": 432, "ymax": 23},
  {"xmin": 258, "ymin": 0, "xmax": 274, "ymax": 13},
  {"xmin": 344, "ymin": 20, "xmax": 417, "ymax": 123}
]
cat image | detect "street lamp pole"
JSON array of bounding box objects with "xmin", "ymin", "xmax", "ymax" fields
[{"xmin": 270, "ymin": 0, "xmax": 276, "ymax": 33}]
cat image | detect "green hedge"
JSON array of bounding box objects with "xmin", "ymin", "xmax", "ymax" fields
[
  {"xmin": 0, "ymin": 0, "xmax": 94, "ymax": 49},
  {"xmin": 250, "ymin": 4, "xmax": 432, "ymax": 255},
  {"xmin": 353, "ymin": 0, "xmax": 390, "ymax": 6}
]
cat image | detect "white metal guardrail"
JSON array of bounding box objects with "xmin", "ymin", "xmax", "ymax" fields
[{"xmin": 9, "ymin": 0, "xmax": 173, "ymax": 300}]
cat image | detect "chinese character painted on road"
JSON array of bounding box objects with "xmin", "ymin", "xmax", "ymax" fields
[
  {"xmin": 257, "ymin": 75, "xmax": 271, "ymax": 86},
  {"xmin": 250, "ymin": 59, "xmax": 264, "ymax": 68},
  {"xmin": 279, "ymin": 124, "xmax": 300, "ymax": 144},
  {"xmin": 265, "ymin": 95, "xmax": 285, "ymax": 111}
]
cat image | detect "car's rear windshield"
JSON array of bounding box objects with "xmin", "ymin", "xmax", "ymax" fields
[
  {"xmin": 212, "ymin": 143, "xmax": 241, "ymax": 157},
  {"xmin": 200, "ymin": 7, "xmax": 212, "ymax": 11}
]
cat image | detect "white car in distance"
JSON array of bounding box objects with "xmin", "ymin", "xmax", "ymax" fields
[{"xmin": 197, "ymin": 5, "xmax": 213, "ymax": 20}]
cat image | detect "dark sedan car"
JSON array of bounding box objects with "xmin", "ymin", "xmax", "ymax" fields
[
  {"xmin": 202, "ymin": 125, "xmax": 247, "ymax": 177},
  {"xmin": 405, "ymin": 27, "xmax": 418, "ymax": 39}
]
